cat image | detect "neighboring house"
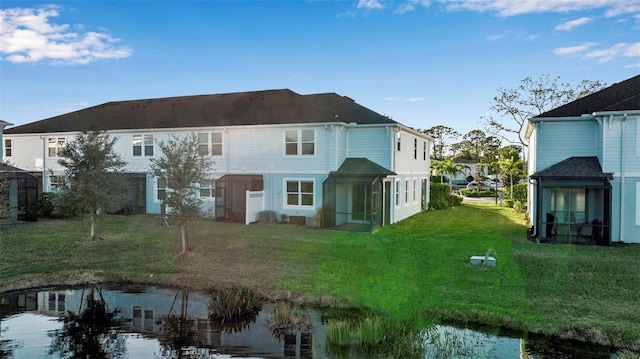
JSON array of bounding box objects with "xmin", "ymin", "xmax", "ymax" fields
[
  {"xmin": 1, "ymin": 119, "xmax": 39, "ymax": 223},
  {"xmin": 525, "ymin": 74, "xmax": 640, "ymax": 244},
  {"xmin": 4, "ymin": 89, "xmax": 432, "ymax": 230}
]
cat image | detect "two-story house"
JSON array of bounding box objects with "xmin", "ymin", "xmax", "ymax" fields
[
  {"xmin": 525, "ymin": 74, "xmax": 640, "ymax": 244},
  {"xmin": 3, "ymin": 89, "xmax": 432, "ymax": 230}
]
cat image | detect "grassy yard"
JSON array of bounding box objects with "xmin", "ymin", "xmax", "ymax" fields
[{"xmin": 1, "ymin": 203, "xmax": 639, "ymax": 349}]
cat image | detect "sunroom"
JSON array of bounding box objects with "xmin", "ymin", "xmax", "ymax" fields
[{"xmin": 531, "ymin": 157, "xmax": 612, "ymax": 245}]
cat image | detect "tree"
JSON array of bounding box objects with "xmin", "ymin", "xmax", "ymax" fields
[
  {"xmin": 450, "ymin": 130, "xmax": 501, "ymax": 163},
  {"xmin": 498, "ymin": 155, "xmax": 526, "ymax": 199},
  {"xmin": 58, "ymin": 131, "xmax": 126, "ymax": 240},
  {"xmin": 150, "ymin": 133, "xmax": 213, "ymax": 255},
  {"xmin": 422, "ymin": 125, "xmax": 460, "ymax": 160},
  {"xmin": 482, "ymin": 74, "xmax": 606, "ymax": 153},
  {"xmin": 431, "ymin": 159, "xmax": 468, "ymax": 192}
]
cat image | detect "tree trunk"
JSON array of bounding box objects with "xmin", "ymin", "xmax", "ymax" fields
[
  {"xmin": 180, "ymin": 223, "xmax": 189, "ymax": 253},
  {"xmin": 89, "ymin": 213, "xmax": 96, "ymax": 238}
]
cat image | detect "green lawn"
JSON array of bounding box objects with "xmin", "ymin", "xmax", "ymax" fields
[{"xmin": 1, "ymin": 203, "xmax": 638, "ymax": 349}]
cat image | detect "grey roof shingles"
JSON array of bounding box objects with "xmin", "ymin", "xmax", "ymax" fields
[
  {"xmin": 5, "ymin": 89, "xmax": 397, "ymax": 134},
  {"xmin": 534, "ymin": 74, "xmax": 640, "ymax": 118},
  {"xmin": 329, "ymin": 158, "xmax": 396, "ymax": 177},
  {"xmin": 530, "ymin": 156, "xmax": 612, "ymax": 180}
]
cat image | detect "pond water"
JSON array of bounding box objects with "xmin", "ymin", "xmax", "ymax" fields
[{"xmin": 0, "ymin": 286, "xmax": 617, "ymax": 358}]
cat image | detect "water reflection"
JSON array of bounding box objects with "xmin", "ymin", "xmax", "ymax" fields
[
  {"xmin": 48, "ymin": 287, "xmax": 126, "ymax": 358},
  {"xmin": 0, "ymin": 286, "xmax": 618, "ymax": 359}
]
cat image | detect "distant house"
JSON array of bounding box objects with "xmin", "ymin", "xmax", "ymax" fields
[
  {"xmin": 525, "ymin": 75, "xmax": 640, "ymax": 244},
  {"xmin": 0, "ymin": 120, "xmax": 38, "ymax": 222},
  {"xmin": 4, "ymin": 89, "xmax": 432, "ymax": 230}
]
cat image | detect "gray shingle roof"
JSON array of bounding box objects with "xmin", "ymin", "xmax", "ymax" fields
[
  {"xmin": 330, "ymin": 158, "xmax": 396, "ymax": 177},
  {"xmin": 534, "ymin": 74, "xmax": 640, "ymax": 118},
  {"xmin": 5, "ymin": 89, "xmax": 397, "ymax": 134},
  {"xmin": 530, "ymin": 156, "xmax": 612, "ymax": 180}
]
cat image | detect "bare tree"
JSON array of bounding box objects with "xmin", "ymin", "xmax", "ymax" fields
[
  {"xmin": 150, "ymin": 133, "xmax": 213, "ymax": 255},
  {"xmin": 482, "ymin": 74, "xmax": 606, "ymax": 153}
]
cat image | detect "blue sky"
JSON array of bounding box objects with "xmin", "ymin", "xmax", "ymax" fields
[{"xmin": 1, "ymin": 0, "xmax": 639, "ymax": 139}]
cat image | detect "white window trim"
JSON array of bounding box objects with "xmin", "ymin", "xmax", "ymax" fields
[
  {"xmin": 198, "ymin": 132, "xmax": 224, "ymax": 157},
  {"xmin": 284, "ymin": 129, "xmax": 316, "ymax": 157},
  {"xmin": 155, "ymin": 177, "xmax": 168, "ymax": 203},
  {"xmin": 199, "ymin": 181, "xmax": 216, "ymax": 200},
  {"xmin": 405, "ymin": 179, "xmax": 410, "ymax": 205},
  {"xmin": 395, "ymin": 179, "xmax": 401, "ymax": 208},
  {"xmin": 4, "ymin": 139, "xmax": 11, "ymax": 157},
  {"xmin": 133, "ymin": 134, "xmax": 154, "ymax": 157},
  {"xmin": 283, "ymin": 178, "xmax": 315, "ymax": 209},
  {"xmin": 412, "ymin": 178, "xmax": 417, "ymax": 203},
  {"xmin": 48, "ymin": 137, "xmax": 66, "ymax": 157}
]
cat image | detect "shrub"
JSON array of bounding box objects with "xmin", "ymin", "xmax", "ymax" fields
[
  {"xmin": 459, "ymin": 188, "xmax": 495, "ymax": 197},
  {"xmin": 509, "ymin": 183, "xmax": 527, "ymax": 203},
  {"xmin": 503, "ymin": 199, "xmax": 514, "ymax": 208},
  {"xmin": 429, "ymin": 183, "xmax": 462, "ymax": 210},
  {"xmin": 38, "ymin": 192, "xmax": 57, "ymax": 217},
  {"xmin": 513, "ymin": 200, "xmax": 525, "ymax": 212}
]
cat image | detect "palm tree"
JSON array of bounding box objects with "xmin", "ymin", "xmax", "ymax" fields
[
  {"xmin": 431, "ymin": 159, "xmax": 469, "ymax": 192},
  {"xmin": 498, "ymin": 156, "xmax": 525, "ymax": 199}
]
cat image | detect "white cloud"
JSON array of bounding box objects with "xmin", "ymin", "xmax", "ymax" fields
[
  {"xmin": 553, "ymin": 42, "xmax": 598, "ymax": 55},
  {"xmin": 0, "ymin": 5, "xmax": 132, "ymax": 65},
  {"xmin": 383, "ymin": 97, "xmax": 401, "ymax": 101},
  {"xmin": 395, "ymin": 0, "xmax": 431, "ymax": 14},
  {"xmin": 435, "ymin": 0, "xmax": 640, "ymax": 17},
  {"xmin": 357, "ymin": 0, "xmax": 385, "ymax": 10},
  {"xmin": 555, "ymin": 41, "xmax": 640, "ymax": 64},
  {"xmin": 406, "ymin": 97, "xmax": 425, "ymax": 102},
  {"xmin": 555, "ymin": 17, "xmax": 593, "ymax": 31},
  {"xmin": 487, "ymin": 34, "xmax": 503, "ymax": 41}
]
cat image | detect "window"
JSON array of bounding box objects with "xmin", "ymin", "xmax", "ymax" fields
[
  {"xmin": 157, "ymin": 179, "xmax": 167, "ymax": 201},
  {"xmin": 285, "ymin": 179, "xmax": 314, "ymax": 208},
  {"xmin": 200, "ymin": 181, "xmax": 215, "ymax": 199},
  {"xmin": 396, "ymin": 133, "xmax": 401, "ymax": 151},
  {"xmin": 405, "ymin": 179, "xmax": 409, "ymax": 204},
  {"xmin": 50, "ymin": 175, "xmax": 65, "ymax": 190},
  {"xmin": 423, "ymin": 142, "xmax": 427, "ymax": 161},
  {"xmin": 414, "ymin": 138, "xmax": 417, "ymax": 159},
  {"xmin": 198, "ymin": 132, "xmax": 223, "ymax": 156},
  {"xmin": 48, "ymin": 137, "xmax": 65, "ymax": 157},
  {"xmin": 285, "ymin": 129, "xmax": 315, "ymax": 156},
  {"xmin": 395, "ymin": 180, "xmax": 400, "ymax": 206},
  {"xmin": 413, "ymin": 179, "xmax": 417, "ymax": 202},
  {"xmin": 133, "ymin": 134, "xmax": 154, "ymax": 156},
  {"xmin": 4, "ymin": 139, "xmax": 11, "ymax": 157}
]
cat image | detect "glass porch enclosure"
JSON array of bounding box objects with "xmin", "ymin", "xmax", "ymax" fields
[
  {"xmin": 322, "ymin": 175, "xmax": 383, "ymax": 231},
  {"xmin": 536, "ymin": 181, "xmax": 611, "ymax": 245}
]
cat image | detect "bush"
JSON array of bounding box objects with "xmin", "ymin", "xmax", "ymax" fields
[
  {"xmin": 503, "ymin": 199, "xmax": 514, "ymax": 208},
  {"xmin": 508, "ymin": 183, "xmax": 527, "ymax": 203},
  {"xmin": 459, "ymin": 188, "xmax": 495, "ymax": 197},
  {"xmin": 38, "ymin": 192, "xmax": 57, "ymax": 217},
  {"xmin": 429, "ymin": 183, "xmax": 461, "ymax": 210},
  {"xmin": 513, "ymin": 200, "xmax": 525, "ymax": 212}
]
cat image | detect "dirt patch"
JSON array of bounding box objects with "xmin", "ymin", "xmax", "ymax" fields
[{"xmin": 0, "ymin": 270, "xmax": 107, "ymax": 293}]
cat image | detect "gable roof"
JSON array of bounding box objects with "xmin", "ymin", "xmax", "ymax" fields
[
  {"xmin": 534, "ymin": 75, "xmax": 640, "ymax": 118},
  {"xmin": 329, "ymin": 158, "xmax": 396, "ymax": 177},
  {"xmin": 530, "ymin": 156, "xmax": 612, "ymax": 180},
  {"xmin": 5, "ymin": 89, "xmax": 397, "ymax": 134}
]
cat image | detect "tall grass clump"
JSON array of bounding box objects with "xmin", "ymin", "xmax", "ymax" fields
[
  {"xmin": 267, "ymin": 302, "xmax": 312, "ymax": 339},
  {"xmin": 207, "ymin": 286, "xmax": 264, "ymax": 332},
  {"xmin": 326, "ymin": 315, "xmax": 428, "ymax": 359}
]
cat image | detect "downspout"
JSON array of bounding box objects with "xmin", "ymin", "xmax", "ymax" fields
[
  {"xmin": 620, "ymin": 114, "xmax": 626, "ymax": 242},
  {"xmin": 40, "ymin": 136, "xmax": 46, "ymax": 192}
]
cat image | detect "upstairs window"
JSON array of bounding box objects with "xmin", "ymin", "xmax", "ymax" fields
[
  {"xmin": 133, "ymin": 134, "xmax": 154, "ymax": 156},
  {"xmin": 396, "ymin": 133, "xmax": 401, "ymax": 152},
  {"xmin": 4, "ymin": 139, "xmax": 11, "ymax": 157},
  {"xmin": 423, "ymin": 142, "xmax": 427, "ymax": 161},
  {"xmin": 48, "ymin": 138, "xmax": 65, "ymax": 157},
  {"xmin": 198, "ymin": 132, "xmax": 223, "ymax": 156},
  {"xmin": 285, "ymin": 129, "xmax": 315, "ymax": 156},
  {"xmin": 414, "ymin": 138, "xmax": 417, "ymax": 159}
]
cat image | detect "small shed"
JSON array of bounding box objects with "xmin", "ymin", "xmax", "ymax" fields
[{"xmin": 0, "ymin": 164, "xmax": 39, "ymax": 222}]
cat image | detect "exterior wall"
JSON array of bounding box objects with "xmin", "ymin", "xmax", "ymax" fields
[{"xmin": 534, "ymin": 120, "xmax": 598, "ymax": 170}]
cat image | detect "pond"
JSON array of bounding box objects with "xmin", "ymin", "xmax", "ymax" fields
[{"xmin": 0, "ymin": 286, "xmax": 617, "ymax": 358}]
